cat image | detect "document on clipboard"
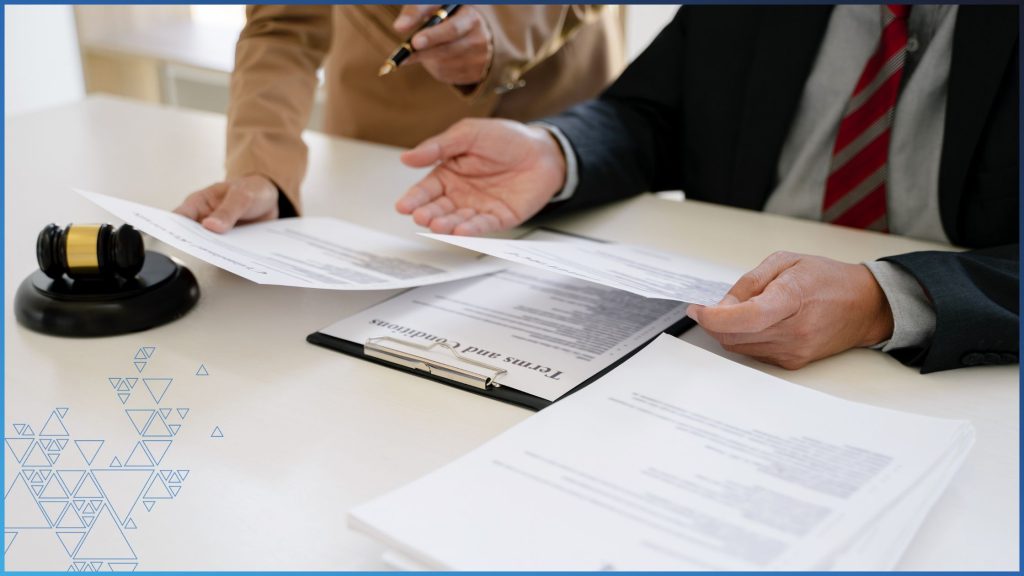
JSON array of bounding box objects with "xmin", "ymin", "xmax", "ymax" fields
[{"xmin": 307, "ymin": 230, "xmax": 696, "ymax": 409}]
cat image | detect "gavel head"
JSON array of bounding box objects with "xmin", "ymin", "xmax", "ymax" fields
[{"xmin": 36, "ymin": 223, "xmax": 144, "ymax": 280}]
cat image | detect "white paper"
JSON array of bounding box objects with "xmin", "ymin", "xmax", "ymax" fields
[
  {"xmin": 78, "ymin": 190, "xmax": 505, "ymax": 290},
  {"xmin": 349, "ymin": 334, "xmax": 973, "ymax": 571},
  {"xmin": 825, "ymin": 431, "xmax": 974, "ymax": 570},
  {"xmin": 320, "ymin": 256, "xmax": 687, "ymax": 401},
  {"xmin": 422, "ymin": 233, "xmax": 741, "ymax": 306}
]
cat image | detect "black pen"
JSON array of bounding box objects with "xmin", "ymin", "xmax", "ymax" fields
[{"xmin": 378, "ymin": 4, "xmax": 463, "ymax": 77}]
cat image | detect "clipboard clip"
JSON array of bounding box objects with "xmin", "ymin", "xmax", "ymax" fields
[{"xmin": 364, "ymin": 336, "xmax": 507, "ymax": 391}]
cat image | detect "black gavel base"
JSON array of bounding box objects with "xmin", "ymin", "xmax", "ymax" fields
[{"xmin": 14, "ymin": 251, "xmax": 200, "ymax": 337}]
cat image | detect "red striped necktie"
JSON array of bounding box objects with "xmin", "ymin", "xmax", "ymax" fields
[{"xmin": 823, "ymin": 5, "xmax": 910, "ymax": 232}]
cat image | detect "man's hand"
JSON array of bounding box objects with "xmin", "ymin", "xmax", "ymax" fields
[
  {"xmin": 396, "ymin": 118, "xmax": 567, "ymax": 235},
  {"xmin": 687, "ymin": 252, "xmax": 895, "ymax": 370},
  {"xmin": 174, "ymin": 174, "xmax": 279, "ymax": 233},
  {"xmin": 393, "ymin": 5, "xmax": 493, "ymax": 86}
]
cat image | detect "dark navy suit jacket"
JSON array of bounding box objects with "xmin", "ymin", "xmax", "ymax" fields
[{"xmin": 543, "ymin": 5, "xmax": 1019, "ymax": 372}]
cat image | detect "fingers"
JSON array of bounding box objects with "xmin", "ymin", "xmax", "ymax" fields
[
  {"xmin": 396, "ymin": 173, "xmax": 444, "ymax": 214},
  {"xmin": 202, "ymin": 187, "xmax": 254, "ymax": 233},
  {"xmin": 412, "ymin": 196, "xmax": 455, "ymax": 228},
  {"xmin": 401, "ymin": 121, "xmax": 476, "ymax": 167},
  {"xmin": 690, "ymin": 271, "xmax": 803, "ymax": 333},
  {"xmin": 411, "ymin": 9, "xmax": 477, "ymax": 50},
  {"xmin": 174, "ymin": 183, "xmax": 225, "ymax": 222},
  {"xmin": 453, "ymin": 213, "xmax": 501, "ymax": 236},
  {"xmin": 412, "ymin": 35, "xmax": 490, "ymax": 85},
  {"xmin": 394, "ymin": 4, "xmax": 439, "ymax": 33},
  {"xmin": 725, "ymin": 251, "xmax": 801, "ymax": 302},
  {"xmin": 687, "ymin": 251, "xmax": 803, "ymax": 332},
  {"xmin": 426, "ymin": 207, "xmax": 477, "ymax": 234},
  {"xmin": 401, "ymin": 140, "xmax": 444, "ymax": 168}
]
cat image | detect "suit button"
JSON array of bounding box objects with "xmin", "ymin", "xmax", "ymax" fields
[
  {"xmin": 1001, "ymin": 353, "xmax": 1018, "ymax": 363},
  {"xmin": 983, "ymin": 353, "xmax": 1002, "ymax": 365},
  {"xmin": 962, "ymin": 352, "xmax": 983, "ymax": 366}
]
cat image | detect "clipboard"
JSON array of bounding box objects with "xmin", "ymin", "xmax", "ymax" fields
[
  {"xmin": 306, "ymin": 317, "xmax": 694, "ymax": 411},
  {"xmin": 305, "ymin": 226, "xmax": 696, "ymax": 411}
]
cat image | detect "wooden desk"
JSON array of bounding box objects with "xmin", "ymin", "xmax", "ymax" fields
[{"xmin": 4, "ymin": 96, "xmax": 1017, "ymax": 570}]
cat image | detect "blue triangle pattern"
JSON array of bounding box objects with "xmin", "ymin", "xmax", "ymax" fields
[
  {"xmin": 142, "ymin": 440, "xmax": 172, "ymax": 465},
  {"xmin": 57, "ymin": 470, "xmax": 85, "ymax": 494},
  {"xmin": 143, "ymin": 378, "xmax": 173, "ymax": 404},
  {"xmin": 124, "ymin": 444, "xmax": 153, "ymax": 467},
  {"xmin": 75, "ymin": 474, "xmax": 103, "ymax": 499},
  {"xmin": 57, "ymin": 506, "xmax": 86, "ymax": 529},
  {"xmin": 40, "ymin": 412, "xmax": 69, "ymax": 436},
  {"xmin": 39, "ymin": 500, "xmax": 68, "ymax": 526},
  {"xmin": 142, "ymin": 415, "xmax": 173, "ymax": 438},
  {"xmin": 74, "ymin": 440, "xmax": 104, "ymax": 466},
  {"xmin": 5, "ymin": 438, "xmax": 33, "ymax": 462},
  {"xmin": 39, "ymin": 475, "xmax": 69, "ymax": 499},
  {"xmin": 57, "ymin": 531, "xmax": 85, "ymax": 557},
  {"xmin": 74, "ymin": 505, "xmax": 137, "ymax": 560},
  {"xmin": 124, "ymin": 410, "xmax": 155, "ymax": 435}
]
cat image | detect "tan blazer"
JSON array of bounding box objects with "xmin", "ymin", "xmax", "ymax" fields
[{"xmin": 225, "ymin": 5, "xmax": 625, "ymax": 211}]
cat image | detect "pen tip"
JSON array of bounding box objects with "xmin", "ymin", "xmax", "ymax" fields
[{"xmin": 378, "ymin": 63, "xmax": 394, "ymax": 77}]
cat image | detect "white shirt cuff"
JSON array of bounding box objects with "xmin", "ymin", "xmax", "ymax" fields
[
  {"xmin": 864, "ymin": 260, "xmax": 937, "ymax": 352},
  {"xmin": 532, "ymin": 122, "xmax": 579, "ymax": 203}
]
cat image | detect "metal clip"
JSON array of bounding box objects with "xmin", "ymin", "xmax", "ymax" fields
[{"xmin": 364, "ymin": 336, "xmax": 506, "ymax": 390}]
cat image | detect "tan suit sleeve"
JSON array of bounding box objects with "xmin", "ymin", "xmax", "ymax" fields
[
  {"xmin": 225, "ymin": 5, "xmax": 332, "ymax": 213},
  {"xmin": 471, "ymin": 5, "xmax": 612, "ymax": 98}
]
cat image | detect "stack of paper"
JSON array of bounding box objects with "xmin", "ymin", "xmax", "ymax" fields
[
  {"xmin": 424, "ymin": 233, "xmax": 739, "ymax": 306},
  {"xmin": 349, "ymin": 334, "xmax": 974, "ymax": 570},
  {"xmin": 77, "ymin": 189, "xmax": 741, "ymax": 302},
  {"xmin": 78, "ymin": 190, "xmax": 504, "ymax": 290}
]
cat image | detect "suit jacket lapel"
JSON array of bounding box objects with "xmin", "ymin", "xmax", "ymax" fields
[
  {"xmin": 939, "ymin": 5, "xmax": 1018, "ymax": 245},
  {"xmin": 730, "ymin": 6, "xmax": 833, "ymax": 210}
]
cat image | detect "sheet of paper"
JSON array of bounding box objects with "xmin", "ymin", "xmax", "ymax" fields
[
  {"xmin": 349, "ymin": 334, "xmax": 973, "ymax": 570},
  {"xmin": 422, "ymin": 233, "xmax": 742, "ymax": 306},
  {"xmin": 78, "ymin": 189, "xmax": 505, "ymax": 290},
  {"xmin": 825, "ymin": 432, "xmax": 974, "ymax": 570},
  {"xmin": 319, "ymin": 255, "xmax": 687, "ymax": 401}
]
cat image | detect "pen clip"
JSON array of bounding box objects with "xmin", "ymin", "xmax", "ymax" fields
[{"xmin": 364, "ymin": 336, "xmax": 506, "ymax": 391}]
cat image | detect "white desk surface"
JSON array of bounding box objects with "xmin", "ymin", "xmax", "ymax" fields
[{"xmin": 4, "ymin": 96, "xmax": 1018, "ymax": 571}]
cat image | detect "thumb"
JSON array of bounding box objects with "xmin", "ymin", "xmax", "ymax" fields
[
  {"xmin": 722, "ymin": 251, "xmax": 800, "ymax": 303},
  {"xmin": 394, "ymin": 4, "xmax": 438, "ymax": 33},
  {"xmin": 400, "ymin": 122, "xmax": 476, "ymax": 168},
  {"xmin": 201, "ymin": 187, "xmax": 251, "ymax": 233}
]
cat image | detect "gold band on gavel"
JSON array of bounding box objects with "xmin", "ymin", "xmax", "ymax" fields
[{"xmin": 65, "ymin": 224, "xmax": 102, "ymax": 272}]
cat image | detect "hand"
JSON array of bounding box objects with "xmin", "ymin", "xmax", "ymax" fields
[
  {"xmin": 686, "ymin": 252, "xmax": 895, "ymax": 370},
  {"xmin": 395, "ymin": 118, "xmax": 567, "ymax": 235},
  {"xmin": 173, "ymin": 174, "xmax": 279, "ymax": 233},
  {"xmin": 393, "ymin": 5, "xmax": 493, "ymax": 86}
]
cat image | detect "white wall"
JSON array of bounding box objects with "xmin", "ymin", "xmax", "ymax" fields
[
  {"xmin": 5, "ymin": 5, "xmax": 85, "ymax": 117},
  {"xmin": 625, "ymin": 4, "xmax": 679, "ymax": 63}
]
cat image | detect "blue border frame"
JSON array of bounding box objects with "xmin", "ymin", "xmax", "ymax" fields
[{"xmin": 0, "ymin": 1, "xmax": 1020, "ymax": 574}]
